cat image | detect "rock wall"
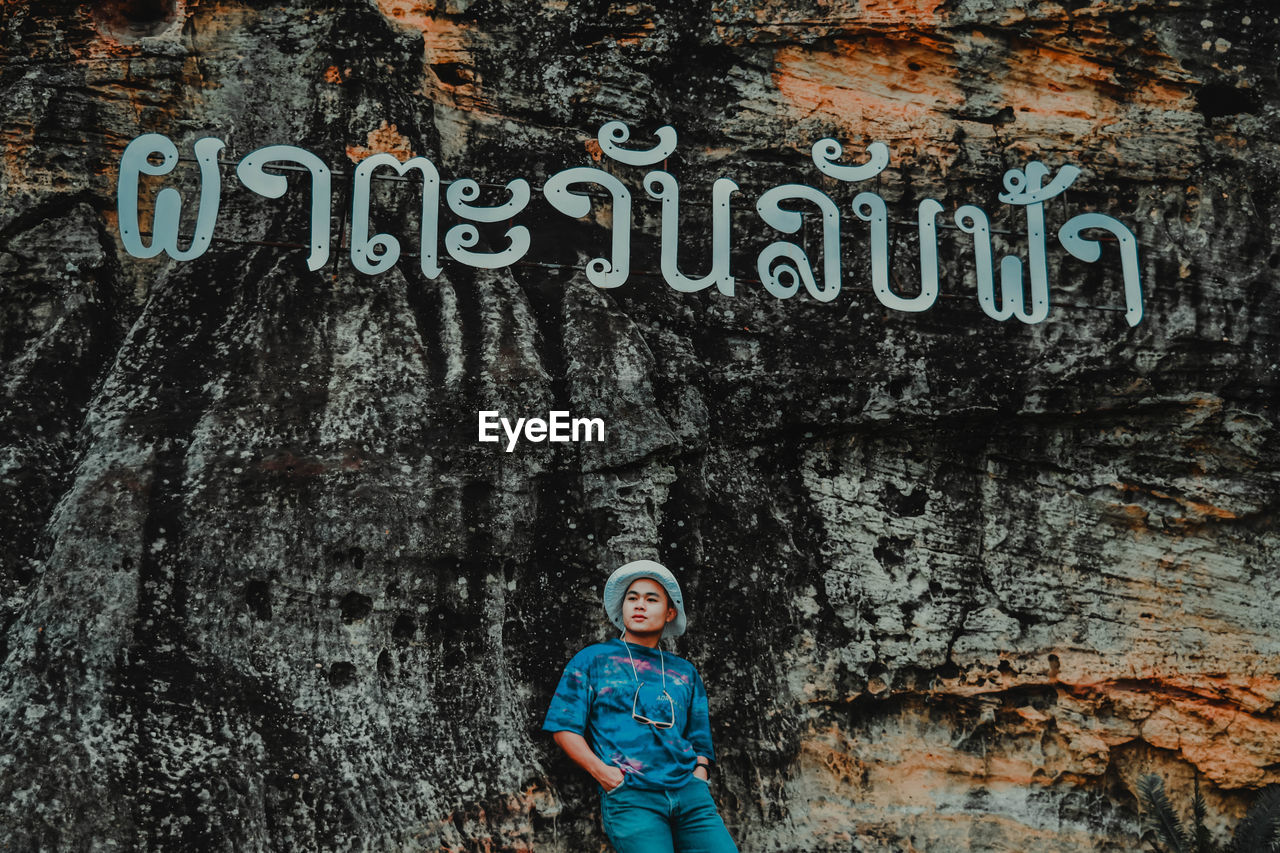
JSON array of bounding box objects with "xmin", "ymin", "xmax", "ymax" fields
[{"xmin": 1, "ymin": 0, "xmax": 1278, "ymax": 850}]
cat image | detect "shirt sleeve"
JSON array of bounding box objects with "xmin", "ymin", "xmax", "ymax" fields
[
  {"xmin": 542, "ymin": 650, "xmax": 594, "ymax": 734},
  {"xmin": 684, "ymin": 667, "xmax": 715, "ymax": 762}
]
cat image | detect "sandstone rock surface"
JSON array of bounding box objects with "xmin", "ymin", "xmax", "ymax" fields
[{"xmin": 1, "ymin": 1, "xmax": 1278, "ymax": 850}]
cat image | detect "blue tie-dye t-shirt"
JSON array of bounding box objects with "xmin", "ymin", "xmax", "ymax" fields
[{"xmin": 543, "ymin": 638, "xmax": 715, "ymax": 792}]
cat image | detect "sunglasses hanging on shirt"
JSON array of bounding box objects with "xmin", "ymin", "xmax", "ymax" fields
[{"xmin": 620, "ymin": 634, "xmax": 676, "ymax": 729}]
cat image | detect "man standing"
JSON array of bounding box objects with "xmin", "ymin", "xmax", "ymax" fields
[{"xmin": 543, "ymin": 559, "xmax": 739, "ymax": 853}]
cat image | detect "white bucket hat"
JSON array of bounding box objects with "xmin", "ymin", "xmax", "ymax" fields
[{"xmin": 603, "ymin": 559, "xmax": 687, "ymax": 638}]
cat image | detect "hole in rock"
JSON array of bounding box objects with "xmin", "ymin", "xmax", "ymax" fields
[
  {"xmin": 873, "ymin": 535, "xmax": 911, "ymax": 567},
  {"xmin": 245, "ymin": 579, "xmax": 272, "ymax": 621},
  {"xmin": 431, "ymin": 62, "xmax": 471, "ymax": 86},
  {"xmin": 1196, "ymin": 82, "xmax": 1259, "ymax": 118},
  {"xmin": 885, "ymin": 483, "xmax": 928, "ymax": 517},
  {"xmin": 339, "ymin": 591, "xmax": 373, "ymax": 623},
  {"xmin": 392, "ymin": 613, "xmax": 417, "ymax": 641},
  {"xmin": 94, "ymin": 0, "xmax": 179, "ymax": 39},
  {"xmin": 328, "ymin": 661, "xmax": 356, "ymax": 688}
]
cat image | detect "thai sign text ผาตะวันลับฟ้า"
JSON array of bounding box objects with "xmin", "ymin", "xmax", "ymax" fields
[{"xmin": 116, "ymin": 121, "xmax": 1144, "ymax": 327}]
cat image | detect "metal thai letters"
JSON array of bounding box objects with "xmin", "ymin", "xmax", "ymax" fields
[
  {"xmin": 542, "ymin": 120, "xmax": 680, "ymax": 289},
  {"xmin": 597, "ymin": 120, "xmax": 677, "ymax": 167},
  {"xmin": 350, "ymin": 153, "xmax": 443, "ymax": 278},
  {"xmin": 992, "ymin": 161, "xmax": 1081, "ymax": 324},
  {"xmin": 810, "ymin": 138, "xmax": 889, "ymax": 183},
  {"xmin": 756, "ymin": 184, "xmax": 842, "ymax": 302},
  {"xmin": 445, "ymin": 178, "xmax": 531, "ymax": 269},
  {"xmin": 236, "ymin": 145, "xmax": 332, "ymax": 272},
  {"xmin": 953, "ymin": 204, "xmax": 1010, "ymax": 322},
  {"xmin": 851, "ymin": 193, "xmax": 944, "ymax": 313},
  {"xmin": 117, "ymin": 134, "xmax": 224, "ymax": 261},
  {"xmin": 816, "ymin": 138, "xmax": 939, "ymax": 313},
  {"xmin": 114, "ymin": 126, "xmax": 1147, "ymax": 326},
  {"xmin": 542, "ymin": 166, "xmax": 632, "ymax": 288},
  {"xmin": 1058, "ymin": 213, "xmax": 1143, "ymax": 327},
  {"xmin": 645, "ymin": 172, "xmax": 737, "ymax": 295}
]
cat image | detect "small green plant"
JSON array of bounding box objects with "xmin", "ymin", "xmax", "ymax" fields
[{"xmin": 1138, "ymin": 773, "xmax": 1280, "ymax": 853}]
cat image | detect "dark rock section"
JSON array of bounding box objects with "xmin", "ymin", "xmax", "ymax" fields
[{"xmin": 1, "ymin": 0, "xmax": 1278, "ymax": 850}]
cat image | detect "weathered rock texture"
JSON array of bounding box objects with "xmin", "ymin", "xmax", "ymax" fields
[{"xmin": 2, "ymin": 0, "xmax": 1278, "ymax": 850}]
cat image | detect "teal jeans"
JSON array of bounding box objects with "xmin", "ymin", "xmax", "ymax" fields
[{"xmin": 601, "ymin": 776, "xmax": 739, "ymax": 853}]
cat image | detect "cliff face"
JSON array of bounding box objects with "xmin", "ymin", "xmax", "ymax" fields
[{"xmin": 1, "ymin": 0, "xmax": 1278, "ymax": 850}]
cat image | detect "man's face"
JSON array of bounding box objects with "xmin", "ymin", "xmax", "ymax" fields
[{"xmin": 622, "ymin": 578, "xmax": 675, "ymax": 638}]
